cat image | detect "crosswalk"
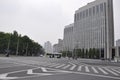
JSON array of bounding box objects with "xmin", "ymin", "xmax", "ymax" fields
[{"xmin": 38, "ymin": 62, "xmax": 120, "ymax": 77}]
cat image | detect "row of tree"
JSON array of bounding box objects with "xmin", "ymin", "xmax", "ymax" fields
[
  {"xmin": 62, "ymin": 48, "xmax": 103, "ymax": 59},
  {"xmin": 0, "ymin": 31, "xmax": 45, "ymax": 56}
]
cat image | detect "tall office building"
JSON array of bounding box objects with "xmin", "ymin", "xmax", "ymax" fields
[
  {"xmin": 74, "ymin": 0, "xmax": 114, "ymax": 59},
  {"xmin": 63, "ymin": 23, "xmax": 74, "ymax": 51}
]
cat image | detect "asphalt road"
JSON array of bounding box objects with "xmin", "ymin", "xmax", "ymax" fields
[{"xmin": 0, "ymin": 57, "xmax": 120, "ymax": 80}]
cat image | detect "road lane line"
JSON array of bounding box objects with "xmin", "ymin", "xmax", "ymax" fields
[
  {"xmin": 91, "ymin": 67, "xmax": 98, "ymax": 73},
  {"xmin": 104, "ymin": 68, "xmax": 119, "ymax": 76},
  {"xmin": 98, "ymin": 67, "xmax": 108, "ymax": 75},
  {"xmin": 62, "ymin": 65, "xmax": 71, "ymax": 69},
  {"xmin": 85, "ymin": 66, "xmax": 90, "ymax": 72}
]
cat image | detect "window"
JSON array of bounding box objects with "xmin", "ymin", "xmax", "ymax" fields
[
  {"xmin": 86, "ymin": 9, "xmax": 88, "ymax": 17},
  {"xmin": 96, "ymin": 5, "xmax": 99, "ymax": 13},
  {"xmin": 83, "ymin": 11, "xmax": 85, "ymax": 18},
  {"xmin": 77, "ymin": 13, "xmax": 79, "ymax": 20},
  {"xmin": 80, "ymin": 12, "xmax": 82, "ymax": 20},
  {"xmin": 100, "ymin": 3, "xmax": 103, "ymax": 12},
  {"xmin": 93, "ymin": 6, "xmax": 95, "ymax": 15},
  {"xmin": 74, "ymin": 14, "xmax": 77, "ymax": 22},
  {"xmin": 89, "ymin": 8, "xmax": 92, "ymax": 16}
]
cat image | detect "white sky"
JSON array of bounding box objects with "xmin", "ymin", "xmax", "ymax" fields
[{"xmin": 0, "ymin": 0, "xmax": 120, "ymax": 46}]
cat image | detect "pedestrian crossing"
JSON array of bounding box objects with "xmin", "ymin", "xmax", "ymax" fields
[{"xmin": 39, "ymin": 62, "xmax": 120, "ymax": 77}]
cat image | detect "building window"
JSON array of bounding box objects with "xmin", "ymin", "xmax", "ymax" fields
[
  {"xmin": 83, "ymin": 11, "xmax": 85, "ymax": 18},
  {"xmin": 86, "ymin": 9, "xmax": 88, "ymax": 17},
  {"xmin": 96, "ymin": 5, "xmax": 99, "ymax": 13},
  {"xmin": 100, "ymin": 3, "xmax": 103, "ymax": 12},
  {"xmin": 93, "ymin": 6, "xmax": 95, "ymax": 15},
  {"xmin": 89, "ymin": 8, "xmax": 92, "ymax": 16},
  {"xmin": 80, "ymin": 12, "xmax": 82, "ymax": 20},
  {"xmin": 77, "ymin": 13, "xmax": 79, "ymax": 21},
  {"xmin": 74, "ymin": 14, "xmax": 77, "ymax": 22}
]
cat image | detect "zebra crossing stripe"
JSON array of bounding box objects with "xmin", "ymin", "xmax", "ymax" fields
[
  {"xmin": 49, "ymin": 64, "xmax": 60, "ymax": 67},
  {"xmin": 91, "ymin": 67, "xmax": 98, "ymax": 73},
  {"xmin": 111, "ymin": 69, "xmax": 120, "ymax": 74},
  {"xmin": 104, "ymin": 68, "xmax": 119, "ymax": 76},
  {"xmin": 70, "ymin": 64, "xmax": 77, "ymax": 70},
  {"xmin": 98, "ymin": 67, "xmax": 108, "ymax": 75},
  {"xmin": 55, "ymin": 64, "xmax": 66, "ymax": 68},
  {"xmin": 44, "ymin": 63, "xmax": 55, "ymax": 66},
  {"xmin": 77, "ymin": 65, "xmax": 84, "ymax": 71},
  {"xmin": 85, "ymin": 66, "xmax": 90, "ymax": 72},
  {"xmin": 62, "ymin": 65, "xmax": 71, "ymax": 69}
]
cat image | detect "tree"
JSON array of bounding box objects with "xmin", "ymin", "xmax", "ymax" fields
[{"xmin": 0, "ymin": 31, "xmax": 43, "ymax": 56}]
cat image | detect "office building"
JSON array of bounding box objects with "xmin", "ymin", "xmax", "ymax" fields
[
  {"xmin": 44, "ymin": 41, "xmax": 53, "ymax": 54},
  {"xmin": 53, "ymin": 39, "xmax": 63, "ymax": 53},
  {"xmin": 74, "ymin": 0, "xmax": 114, "ymax": 59},
  {"xmin": 63, "ymin": 23, "xmax": 74, "ymax": 51}
]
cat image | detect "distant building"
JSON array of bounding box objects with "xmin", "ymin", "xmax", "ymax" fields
[
  {"xmin": 116, "ymin": 39, "xmax": 120, "ymax": 58},
  {"xmin": 44, "ymin": 41, "xmax": 53, "ymax": 54},
  {"xmin": 116, "ymin": 39, "xmax": 120, "ymax": 47},
  {"xmin": 53, "ymin": 39, "xmax": 63, "ymax": 53},
  {"xmin": 53, "ymin": 44, "xmax": 58, "ymax": 53},
  {"xmin": 74, "ymin": 0, "xmax": 114, "ymax": 59},
  {"xmin": 63, "ymin": 23, "xmax": 74, "ymax": 51}
]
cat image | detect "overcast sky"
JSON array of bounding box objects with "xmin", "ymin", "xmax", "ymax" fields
[{"xmin": 0, "ymin": 0, "xmax": 120, "ymax": 46}]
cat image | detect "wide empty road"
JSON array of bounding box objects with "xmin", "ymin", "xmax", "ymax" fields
[{"xmin": 0, "ymin": 57, "xmax": 120, "ymax": 80}]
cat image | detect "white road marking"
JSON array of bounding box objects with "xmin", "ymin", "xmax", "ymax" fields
[
  {"xmin": 48, "ymin": 63, "xmax": 59, "ymax": 67},
  {"xmin": 111, "ymin": 69, "xmax": 120, "ymax": 74},
  {"xmin": 91, "ymin": 67, "xmax": 98, "ymax": 73},
  {"xmin": 77, "ymin": 65, "xmax": 84, "ymax": 71},
  {"xmin": 62, "ymin": 65, "xmax": 71, "ymax": 69},
  {"xmin": 85, "ymin": 66, "xmax": 90, "ymax": 72},
  {"xmin": 55, "ymin": 64, "xmax": 66, "ymax": 68},
  {"xmin": 0, "ymin": 73, "xmax": 18, "ymax": 80},
  {"xmin": 27, "ymin": 69, "xmax": 52, "ymax": 75},
  {"xmin": 104, "ymin": 68, "xmax": 119, "ymax": 76},
  {"xmin": 98, "ymin": 67, "xmax": 108, "ymax": 74},
  {"xmin": 70, "ymin": 71, "xmax": 120, "ymax": 80},
  {"xmin": 70, "ymin": 64, "xmax": 77, "ymax": 70},
  {"xmin": 69, "ymin": 62, "xmax": 77, "ymax": 70}
]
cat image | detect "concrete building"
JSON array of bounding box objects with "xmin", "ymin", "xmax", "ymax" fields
[
  {"xmin": 53, "ymin": 44, "xmax": 58, "ymax": 53},
  {"xmin": 116, "ymin": 39, "xmax": 120, "ymax": 47},
  {"xmin": 44, "ymin": 41, "xmax": 53, "ymax": 54},
  {"xmin": 53, "ymin": 39, "xmax": 63, "ymax": 53},
  {"xmin": 115, "ymin": 39, "xmax": 120, "ymax": 58},
  {"xmin": 63, "ymin": 23, "xmax": 74, "ymax": 51},
  {"xmin": 74, "ymin": 0, "xmax": 114, "ymax": 59}
]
